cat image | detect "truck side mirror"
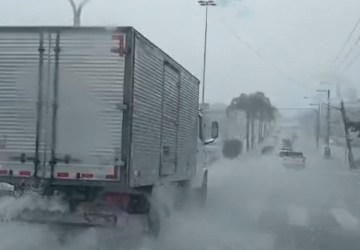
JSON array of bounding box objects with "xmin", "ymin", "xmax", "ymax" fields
[{"xmin": 211, "ymin": 121, "xmax": 219, "ymax": 139}]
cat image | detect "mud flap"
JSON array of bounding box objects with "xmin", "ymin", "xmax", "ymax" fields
[{"xmin": 193, "ymin": 168, "xmax": 208, "ymax": 207}]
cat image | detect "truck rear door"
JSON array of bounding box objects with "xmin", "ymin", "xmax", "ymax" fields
[
  {"xmin": 0, "ymin": 28, "xmax": 128, "ymax": 184},
  {"xmin": 48, "ymin": 29, "xmax": 126, "ymax": 182},
  {"xmin": 0, "ymin": 31, "xmax": 41, "ymax": 179}
]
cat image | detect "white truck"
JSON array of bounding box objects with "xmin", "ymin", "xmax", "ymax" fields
[{"xmin": 0, "ymin": 26, "xmax": 218, "ymax": 241}]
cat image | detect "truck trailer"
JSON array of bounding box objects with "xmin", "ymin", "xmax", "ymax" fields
[{"xmin": 0, "ymin": 26, "xmax": 218, "ymax": 242}]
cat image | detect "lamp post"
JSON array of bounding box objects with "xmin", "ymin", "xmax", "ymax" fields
[
  {"xmin": 304, "ymin": 96, "xmax": 320, "ymax": 149},
  {"xmin": 198, "ymin": 0, "xmax": 216, "ymax": 105},
  {"xmin": 317, "ymin": 89, "xmax": 331, "ymax": 158},
  {"xmin": 67, "ymin": 0, "xmax": 92, "ymax": 27},
  {"xmin": 309, "ymin": 103, "xmax": 321, "ymax": 149}
]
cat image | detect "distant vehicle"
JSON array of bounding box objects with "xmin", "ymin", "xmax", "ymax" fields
[
  {"xmin": 282, "ymin": 138, "xmax": 293, "ymax": 149},
  {"xmin": 261, "ymin": 145, "xmax": 275, "ymax": 155},
  {"xmin": 278, "ymin": 147, "xmax": 293, "ymax": 157},
  {"xmin": 291, "ymin": 132, "xmax": 298, "ymax": 141},
  {"xmin": 281, "ymin": 151, "xmax": 306, "ymax": 168}
]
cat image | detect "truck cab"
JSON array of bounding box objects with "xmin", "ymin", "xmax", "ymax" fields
[{"xmin": 197, "ymin": 112, "xmax": 219, "ymax": 168}]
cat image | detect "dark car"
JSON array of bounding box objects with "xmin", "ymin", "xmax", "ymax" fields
[{"xmin": 261, "ymin": 145, "xmax": 275, "ymax": 155}]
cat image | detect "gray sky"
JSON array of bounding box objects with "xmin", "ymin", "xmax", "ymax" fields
[{"xmin": 1, "ymin": 0, "xmax": 360, "ymax": 109}]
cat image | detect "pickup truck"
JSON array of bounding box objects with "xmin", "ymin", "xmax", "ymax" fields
[{"xmin": 0, "ymin": 26, "xmax": 218, "ymax": 244}]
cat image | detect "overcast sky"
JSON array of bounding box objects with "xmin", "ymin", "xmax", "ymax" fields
[{"xmin": 1, "ymin": 0, "xmax": 360, "ymax": 109}]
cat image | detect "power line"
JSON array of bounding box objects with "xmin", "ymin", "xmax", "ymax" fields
[
  {"xmin": 336, "ymin": 34, "xmax": 360, "ymax": 70},
  {"xmin": 218, "ymin": 19, "xmax": 263, "ymax": 59},
  {"xmin": 219, "ymin": 18, "xmax": 308, "ymax": 90},
  {"xmin": 333, "ymin": 16, "xmax": 360, "ymax": 65},
  {"xmin": 343, "ymin": 49, "xmax": 360, "ymax": 71}
]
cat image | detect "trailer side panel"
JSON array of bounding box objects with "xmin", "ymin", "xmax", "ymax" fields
[{"xmin": 130, "ymin": 32, "xmax": 199, "ymax": 187}]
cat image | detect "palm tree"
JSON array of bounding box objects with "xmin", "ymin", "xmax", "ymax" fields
[
  {"xmin": 247, "ymin": 93, "xmax": 259, "ymax": 148},
  {"xmin": 227, "ymin": 94, "xmax": 251, "ymax": 151},
  {"xmin": 227, "ymin": 92, "xmax": 276, "ymax": 150},
  {"xmin": 251, "ymin": 92, "xmax": 276, "ymax": 142}
]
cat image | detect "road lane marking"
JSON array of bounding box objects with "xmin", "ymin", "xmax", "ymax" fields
[{"xmin": 331, "ymin": 208, "xmax": 358, "ymax": 230}]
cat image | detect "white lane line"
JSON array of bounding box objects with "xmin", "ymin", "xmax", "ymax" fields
[
  {"xmin": 288, "ymin": 205, "xmax": 310, "ymax": 227},
  {"xmin": 331, "ymin": 208, "xmax": 359, "ymax": 230}
]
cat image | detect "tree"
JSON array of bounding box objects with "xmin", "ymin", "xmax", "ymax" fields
[
  {"xmin": 251, "ymin": 92, "xmax": 276, "ymax": 142},
  {"xmin": 348, "ymin": 121, "xmax": 360, "ymax": 137},
  {"xmin": 227, "ymin": 92, "xmax": 276, "ymax": 150},
  {"xmin": 227, "ymin": 93, "xmax": 251, "ymax": 151}
]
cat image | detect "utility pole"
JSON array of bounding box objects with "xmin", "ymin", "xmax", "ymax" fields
[
  {"xmin": 198, "ymin": 0, "xmax": 216, "ymax": 105},
  {"xmin": 327, "ymin": 89, "xmax": 331, "ymax": 148},
  {"xmin": 317, "ymin": 89, "xmax": 331, "ymax": 158},
  {"xmin": 340, "ymin": 101, "xmax": 355, "ymax": 169},
  {"xmin": 305, "ymin": 97, "xmax": 321, "ymax": 149},
  {"xmin": 68, "ymin": 0, "xmax": 92, "ymax": 27},
  {"xmin": 317, "ymin": 104, "xmax": 321, "ymax": 149},
  {"xmin": 309, "ymin": 103, "xmax": 320, "ymax": 149}
]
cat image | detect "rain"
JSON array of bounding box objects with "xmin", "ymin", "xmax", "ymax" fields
[{"xmin": 0, "ymin": 0, "xmax": 359, "ymax": 250}]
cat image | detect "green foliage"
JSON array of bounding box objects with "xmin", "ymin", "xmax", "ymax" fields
[
  {"xmin": 226, "ymin": 91, "xmax": 276, "ymax": 121},
  {"xmin": 348, "ymin": 121, "xmax": 360, "ymax": 137}
]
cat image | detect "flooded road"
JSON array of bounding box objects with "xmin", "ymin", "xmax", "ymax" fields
[
  {"xmin": 1, "ymin": 135, "xmax": 360, "ymax": 250},
  {"xmin": 154, "ymin": 135, "xmax": 360, "ymax": 250}
]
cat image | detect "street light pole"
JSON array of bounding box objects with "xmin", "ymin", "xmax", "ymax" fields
[
  {"xmin": 68, "ymin": 0, "xmax": 92, "ymax": 27},
  {"xmin": 327, "ymin": 89, "xmax": 331, "ymax": 148},
  {"xmin": 317, "ymin": 89, "xmax": 331, "ymax": 158},
  {"xmin": 310, "ymin": 103, "xmax": 320, "ymax": 149},
  {"xmin": 198, "ymin": 0, "xmax": 216, "ymax": 105}
]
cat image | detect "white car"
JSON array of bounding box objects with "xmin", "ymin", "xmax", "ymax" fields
[
  {"xmin": 278, "ymin": 148, "xmax": 293, "ymax": 159},
  {"xmin": 281, "ymin": 151, "xmax": 306, "ymax": 168}
]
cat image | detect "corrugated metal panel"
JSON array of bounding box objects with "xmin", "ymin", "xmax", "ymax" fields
[
  {"xmin": 52, "ymin": 30, "xmax": 125, "ymax": 174},
  {"xmin": 160, "ymin": 63, "xmax": 180, "ymax": 175},
  {"xmin": 176, "ymin": 73, "xmax": 199, "ymax": 175},
  {"xmin": 130, "ymin": 34, "xmax": 163, "ymax": 186},
  {"xmin": 0, "ymin": 32, "xmax": 40, "ymax": 172},
  {"xmin": 0, "ymin": 27, "xmax": 199, "ymax": 188},
  {"xmin": 130, "ymin": 32, "xmax": 199, "ymax": 186}
]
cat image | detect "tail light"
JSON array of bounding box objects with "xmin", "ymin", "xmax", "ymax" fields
[
  {"xmin": 0, "ymin": 170, "xmax": 8, "ymax": 175},
  {"xmin": 57, "ymin": 172, "xmax": 69, "ymax": 178},
  {"xmin": 19, "ymin": 171, "xmax": 31, "ymax": 177}
]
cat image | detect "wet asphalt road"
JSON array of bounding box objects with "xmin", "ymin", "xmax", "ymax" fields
[
  {"xmin": 1, "ymin": 135, "xmax": 360, "ymax": 250},
  {"xmin": 194, "ymin": 135, "xmax": 360, "ymax": 250}
]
